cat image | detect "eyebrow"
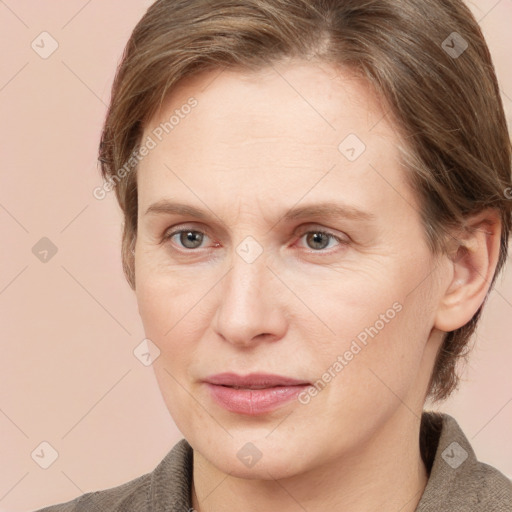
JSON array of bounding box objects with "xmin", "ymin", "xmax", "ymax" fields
[{"xmin": 144, "ymin": 200, "xmax": 376, "ymax": 224}]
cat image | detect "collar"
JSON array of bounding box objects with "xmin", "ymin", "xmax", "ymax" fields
[
  {"xmin": 148, "ymin": 412, "xmax": 512, "ymax": 511},
  {"xmin": 416, "ymin": 412, "xmax": 512, "ymax": 511}
]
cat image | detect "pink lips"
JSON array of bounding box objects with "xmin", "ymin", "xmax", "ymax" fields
[{"xmin": 203, "ymin": 372, "xmax": 312, "ymax": 415}]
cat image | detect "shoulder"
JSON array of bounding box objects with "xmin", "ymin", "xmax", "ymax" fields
[
  {"xmin": 34, "ymin": 473, "xmax": 150, "ymax": 512},
  {"xmin": 417, "ymin": 412, "xmax": 512, "ymax": 512},
  {"xmin": 33, "ymin": 438, "xmax": 194, "ymax": 512},
  {"xmin": 470, "ymin": 460, "xmax": 512, "ymax": 506}
]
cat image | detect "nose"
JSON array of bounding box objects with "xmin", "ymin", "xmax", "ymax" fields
[{"xmin": 211, "ymin": 251, "xmax": 288, "ymax": 348}]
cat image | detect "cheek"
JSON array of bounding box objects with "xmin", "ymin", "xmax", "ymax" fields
[
  {"xmin": 307, "ymin": 259, "xmax": 434, "ymax": 399},
  {"xmin": 136, "ymin": 256, "xmax": 205, "ymax": 333},
  {"xmin": 135, "ymin": 268, "xmax": 205, "ymax": 430},
  {"xmin": 135, "ymin": 269, "xmax": 188, "ymax": 372}
]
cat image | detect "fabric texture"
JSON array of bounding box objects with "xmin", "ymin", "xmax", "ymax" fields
[{"xmin": 34, "ymin": 412, "xmax": 512, "ymax": 511}]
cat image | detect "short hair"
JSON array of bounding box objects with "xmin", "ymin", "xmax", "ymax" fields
[{"xmin": 98, "ymin": 0, "xmax": 512, "ymax": 401}]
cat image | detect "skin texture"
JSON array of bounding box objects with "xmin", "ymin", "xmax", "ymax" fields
[{"xmin": 133, "ymin": 59, "xmax": 501, "ymax": 512}]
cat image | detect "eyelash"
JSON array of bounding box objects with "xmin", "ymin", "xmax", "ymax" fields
[{"xmin": 161, "ymin": 226, "xmax": 349, "ymax": 254}]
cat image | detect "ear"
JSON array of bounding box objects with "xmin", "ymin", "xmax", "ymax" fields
[{"xmin": 434, "ymin": 209, "xmax": 502, "ymax": 332}]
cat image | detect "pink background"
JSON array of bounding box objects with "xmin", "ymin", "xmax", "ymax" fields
[{"xmin": 0, "ymin": 1, "xmax": 511, "ymax": 510}]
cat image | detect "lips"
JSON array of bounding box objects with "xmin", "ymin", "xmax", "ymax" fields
[
  {"xmin": 204, "ymin": 372, "xmax": 311, "ymax": 388},
  {"xmin": 203, "ymin": 372, "xmax": 312, "ymax": 415}
]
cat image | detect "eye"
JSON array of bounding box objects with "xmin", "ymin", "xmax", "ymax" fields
[
  {"xmin": 162, "ymin": 226, "xmax": 349, "ymax": 253},
  {"xmin": 296, "ymin": 228, "xmax": 349, "ymax": 252},
  {"xmin": 163, "ymin": 228, "xmax": 212, "ymax": 250}
]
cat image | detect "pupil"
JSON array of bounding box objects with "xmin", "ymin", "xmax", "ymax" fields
[
  {"xmin": 308, "ymin": 232, "xmax": 328, "ymax": 250},
  {"xmin": 181, "ymin": 231, "xmax": 202, "ymax": 248}
]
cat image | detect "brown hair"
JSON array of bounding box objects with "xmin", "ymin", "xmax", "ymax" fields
[{"xmin": 98, "ymin": 0, "xmax": 512, "ymax": 401}]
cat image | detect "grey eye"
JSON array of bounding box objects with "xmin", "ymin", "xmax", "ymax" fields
[
  {"xmin": 305, "ymin": 232, "xmax": 332, "ymax": 250},
  {"xmin": 179, "ymin": 230, "xmax": 204, "ymax": 249}
]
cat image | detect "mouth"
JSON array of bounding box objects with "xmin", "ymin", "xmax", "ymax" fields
[
  {"xmin": 225, "ymin": 385, "xmax": 287, "ymax": 390},
  {"xmin": 203, "ymin": 372, "xmax": 312, "ymax": 415},
  {"xmin": 203, "ymin": 372, "xmax": 311, "ymax": 388}
]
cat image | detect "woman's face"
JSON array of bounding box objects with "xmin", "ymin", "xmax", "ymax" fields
[{"xmin": 134, "ymin": 60, "xmax": 446, "ymax": 478}]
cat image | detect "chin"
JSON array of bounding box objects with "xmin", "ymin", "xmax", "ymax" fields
[{"xmin": 192, "ymin": 433, "xmax": 318, "ymax": 481}]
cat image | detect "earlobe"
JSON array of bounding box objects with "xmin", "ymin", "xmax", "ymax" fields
[{"xmin": 434, "ymin": 209, "xmax": 501, "ymax": 333}]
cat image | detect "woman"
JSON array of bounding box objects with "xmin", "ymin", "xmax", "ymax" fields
[{"xmin": 37, "ymin": 0, "xmax": 512, "ymax": 510}]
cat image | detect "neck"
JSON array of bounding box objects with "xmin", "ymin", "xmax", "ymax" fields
[{"xmin": 191, "ymin": 408, "xmax": 429, "ymax": 512}]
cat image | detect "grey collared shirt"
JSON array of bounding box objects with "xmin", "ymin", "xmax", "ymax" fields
[{"xmin": 34, "ymin": 412, "xmax": 512, "ymax": 511}]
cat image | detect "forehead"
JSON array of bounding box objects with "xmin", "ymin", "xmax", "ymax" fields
[
  {"xmin": 145, "ymin": 59, "xmax": 388, "ymax": 142},
  {"xmin": 136, "ymin": 59, "xmax": 417, "ymax": 222}
]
